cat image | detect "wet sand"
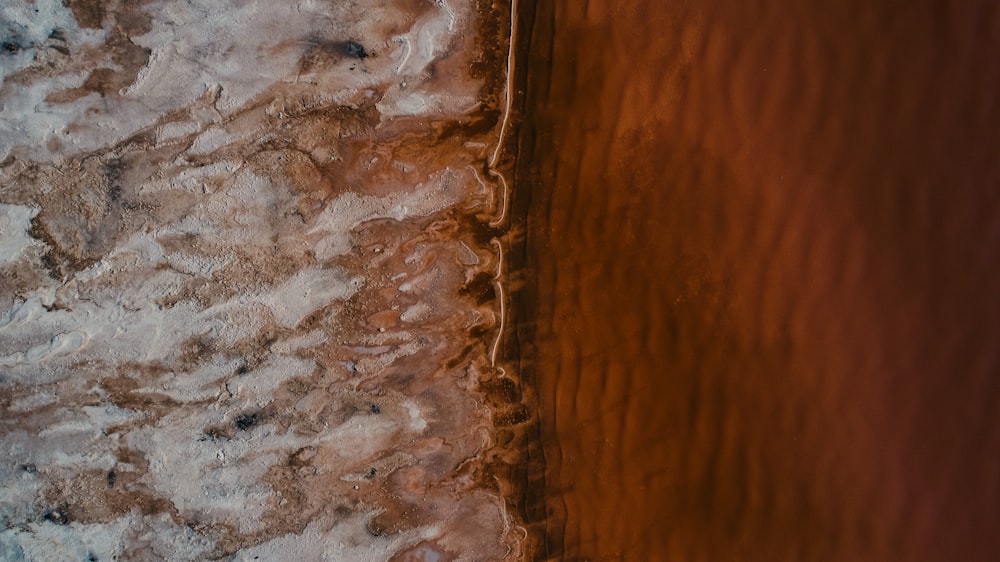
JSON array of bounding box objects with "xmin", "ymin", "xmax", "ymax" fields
[{"xmin": 515, "ymin": 1, "xmax": 1000, "ymax": 560}]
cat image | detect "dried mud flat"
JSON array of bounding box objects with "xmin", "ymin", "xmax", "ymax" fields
[{"xmin": 0, "ymin": 0, "xmax": 526, "ymax": 560}]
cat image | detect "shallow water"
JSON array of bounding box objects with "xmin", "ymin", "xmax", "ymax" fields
[{"xmin": 515, "ymin": 1, "xmax": 1000, "ymax": 560}]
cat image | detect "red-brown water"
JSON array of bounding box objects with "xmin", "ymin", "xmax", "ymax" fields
[{"xmin": 514, "ymin": 1, "xmax": 1000, "ymax": 560}]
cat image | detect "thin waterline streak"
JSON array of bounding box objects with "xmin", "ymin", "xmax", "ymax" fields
[
  {"xmin": 487, "ymin": 0, "xmax": 517, "ymax": 368},
  {"xmin": 486, "ymin": 0, "xmax": 516, "ymax": 228},
  {"xmin": 489, "ymin": 0, "xmax": 517, "ymax": 171},
  {"xmin": 490, "ymin": 238, "xmax": 506, "ymax": 368}
]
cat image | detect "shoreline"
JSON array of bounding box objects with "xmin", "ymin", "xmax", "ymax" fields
[
  {"xmin": 503, "ymin": 0, "xmax": 564, "ymax": 559},
  {"xmin": 470, "ymin": 0, "xmax": 553, "ymax": 558}
]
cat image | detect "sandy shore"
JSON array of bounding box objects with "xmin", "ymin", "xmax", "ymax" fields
[{"xmin": 0, "ymin": 0, "xmax": 526, "ymax": 559}]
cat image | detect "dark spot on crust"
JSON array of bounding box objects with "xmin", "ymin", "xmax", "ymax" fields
[
  {"xmin": 342, "ymin": 40, "xmax": 368, "ymax": 59},
  {"xmin": 201, "ymin": 427, "xmax": 229, "ymax": 441},
  {"xmin": 41, "ymin": 300, "xmax": 70, "ymax": 312},
  {"xmin": 365, "ymin": 467, "xmax": 377, "ymax": 479},
  {"xmin": 234, "ymin": 412, "xmax": 259, "ymax": 431},
  {"xmin": 369, "ymin": 403, "xmax": 380, "ymax": 414},
  {"xmin": 20, "ymin": 463, "xmax": 37, "ymax": 473},
  {"xmin": 106, "ymin": 470, "xmax": 116, "ymax": 487},
  {"xmin": 298, "ymin": 38, "xmax": 371, "ymax": 74},
  {"xmin": 104, "ymin": 158, "xmax": 124, "ymax": 201},
  {"xmin": 2, "ymin": 42, "xmax": 20, "ymax": 54}
]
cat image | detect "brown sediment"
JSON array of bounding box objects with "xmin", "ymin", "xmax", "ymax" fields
[{"xmin": 516, "ymin": 0, "xmax": 1000, "ymax": 561}]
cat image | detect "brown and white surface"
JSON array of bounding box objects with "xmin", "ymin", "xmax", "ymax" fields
[
  {"xmin": 518, "ymin": 1, "xmax": 1000, "ymax": 560},
  {"xmin": 0, "ymin": 0, "xmax": 521, "ymax": 560}
]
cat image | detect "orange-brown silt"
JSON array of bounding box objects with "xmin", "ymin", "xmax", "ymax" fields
[{"xmin": 512, "ymin": 0, "xmax": 1000, "ymax": 560}]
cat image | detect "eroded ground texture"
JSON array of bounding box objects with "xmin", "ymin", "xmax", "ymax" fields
[{"xmin": 0, "ymin": 0, "xmax": 522, "ymax": 559}]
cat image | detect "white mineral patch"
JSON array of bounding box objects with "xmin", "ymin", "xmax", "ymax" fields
[
  {"xmin": 264, "ymin": 267, "xmax": 360, "ymax": 328},
  {"xmin": 0, "ymin": 204, "xmax": 38, "ymax": 264},
  {"xmin": 403, "ymin": 399, "xmax": 429, "ymax": 432},
  {"xmin": 400, "ymin": 302, "xmax": 432, "ymax": 323},
  {"xmin": 310, "ymin": 169, "xmax": 470, "ymax": 260}
]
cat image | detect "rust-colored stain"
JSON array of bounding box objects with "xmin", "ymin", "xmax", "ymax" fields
[{"xmin": 515, "ymin": 0, "xmax": 1000, "ymax": 560}]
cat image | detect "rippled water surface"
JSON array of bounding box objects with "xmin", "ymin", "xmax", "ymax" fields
[{"xmin": 515, "ymin": 1, "xmax": 1000, "ymax": 560}]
